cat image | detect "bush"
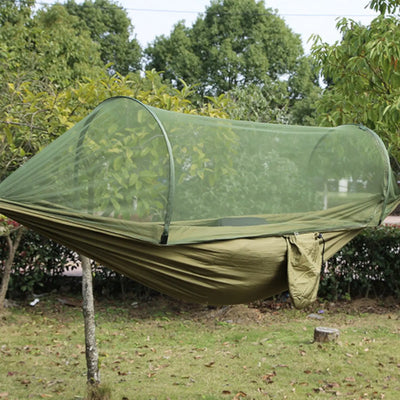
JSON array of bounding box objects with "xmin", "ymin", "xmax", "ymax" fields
[
  {"xmin": 90, "ymin": 262, "xmax": 159, "ymax": 300},
  {"xmin": 0, "ymin": 228, "xmax": 159, "ymax": 300},
  {"xmin": 319, "ymin": 226, "xmax": 400, "ymax": 301},
  {"xmin": 0, "ymin": 229, "xmax": 80, "ymax": 298}
]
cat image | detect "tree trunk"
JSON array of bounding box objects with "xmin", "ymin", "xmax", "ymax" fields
[
  {"xmin": 81, "ymin": 255, "xmax": 100, "ymax": 385},
  {"xmin": 0, "ymin": 228, "xmax": 24, "ymax": 310}
]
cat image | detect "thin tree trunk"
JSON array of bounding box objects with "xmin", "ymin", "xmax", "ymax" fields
[
  {"xmin": 81, "ymin": 255, "xmax": 100, "ymax": 385},
  {"xmin": 0, "ymin": 228, "xmax": 24, "ymax": 310}
]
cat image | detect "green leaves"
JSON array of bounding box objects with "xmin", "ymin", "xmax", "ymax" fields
[
  {"xmin": 311, "ymin": 13, "xmax": 400, "ymax": 163},
  {"xmin": 145, "ymin": 0, "xmax": 304, "ymax": 97},
  {"xmin": 319, "ymin": 226, "xmax": 400, "ymax": 300},
  {"xmin": 64, "ymin": 0, "xmax": 142, "ymax": 75},
  {"xmin": 368, "ymin": 0, "xmax": 400, "ymax": 15}
]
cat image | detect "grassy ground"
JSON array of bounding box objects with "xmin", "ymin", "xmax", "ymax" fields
[{"xmin": 0, "ymin": 295, "xmax": 399, "ymax": 400}]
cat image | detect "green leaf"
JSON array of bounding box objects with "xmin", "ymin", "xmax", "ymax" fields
[
  {"xmin": 110, "ymin": 197, "xmax": 120, "ymax": 212},
  {"xmin": 113, "ymin": 156, "xmax": 123, "ymax": 171}
]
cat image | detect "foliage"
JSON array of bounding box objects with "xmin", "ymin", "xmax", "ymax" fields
[
  {"xmin": 0, "ymin": 2, "xmax": 103, "ymax": 88},
  {"xmin": 146, "ymin": 0, "xmax": 304, "ymax": 94},
  {"xmin": 90, "ymin": 264, "xmax": 159, "ymax": 299},
  {"xmin": 63, "ymin": 0, "xmax": 142, "ymax": 75},
  {"xmin": 145, "ymin": 21, "xmax": 200, "ymax": 89},
  {"xmin": 0, "ymin": 80, "xmax": 73, "ymax": 178},
  {"xmin": 219, "ymin": 57, "xmax": 320, "ymax": 125},
  {"xmin": 311, "ymin": 7, "xmax": 400, "ymax": 163},
  {"xmin": 223, "ymin": 82, "xmax": 291, "ymax": 123},
  {"xmin": 144, "ymin": 0, "xmax": 320, "ymax": 124},
  {"xmin": 0, "ymin": 0, "xmax": 102, "ymax": 177},
  {"xmin": 0, "ymin": 66, "xmax": 229, "ymax": 180},
  {"xmin": 368, "ymin": 0, "xmax": 400, "ymax": 14},
  {"xmin": 286, "ymin": 56, "xmax": 321, "ymax": 126},
  {"xmin": 174, "ymin": 141, "xmax": 320, "ymax": 220},
  {"xmin": 0, "ymin": 0, "xmax": 35, "ymax": 26},
  {"xmin": 319, "ymin": 226, "xmax": 400, "ymax": 301},
  {"xmin": 0, "ymin": 229, "xmax": 80, "ymax": 298}
]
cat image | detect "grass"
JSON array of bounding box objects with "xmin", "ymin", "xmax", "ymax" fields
[{"xmin": 0, "ymin": 296, "xmax": 399, "ymax": 399}]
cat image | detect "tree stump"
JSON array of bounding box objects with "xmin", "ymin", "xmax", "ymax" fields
[{"xmin": 314, "ymin": 327, "xmax": 339, "ymax": 343}]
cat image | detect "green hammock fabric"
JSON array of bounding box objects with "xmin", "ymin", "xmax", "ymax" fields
[
  {"xmin": 0, "ymin": 97, "xmax": 399, "ymax": 307},
  {"xmin": 0, "ymin": 201, "xmax": 360, "ymax": 306}
]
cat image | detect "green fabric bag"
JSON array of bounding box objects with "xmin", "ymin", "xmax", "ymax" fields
[{"xmin": 286, "ymin": 233, "xmax": 323, "ymax": 309}]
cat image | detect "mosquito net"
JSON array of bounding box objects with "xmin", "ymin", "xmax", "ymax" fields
[
  {"xmin": 0, "ymin": 97, "xmax": 399, "ymax": 306},
  {"xmin": 0, "ymin": 96, "xmax": 398, "ymax": 245}
]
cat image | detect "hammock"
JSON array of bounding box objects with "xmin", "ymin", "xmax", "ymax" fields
[{"xmin": 0, "ymin": 97, "xmax": 399, "ymax": 307}]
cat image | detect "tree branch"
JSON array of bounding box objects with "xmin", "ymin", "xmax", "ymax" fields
[{"xmin": 0, "ymin": 120, "xmax": 48, "ymax": 132}]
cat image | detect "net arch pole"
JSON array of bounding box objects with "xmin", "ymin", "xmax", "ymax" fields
[
  {"xmin": 359, "ymin": 125, "xmax": 394, "ymax": 224},
  {"xmin": 123, "ymin": 97, "xmax": 176, "ymax": 244},
  {"xmin": 79, "ymin": 96, "xmax": 176, "ymax": 245},
  {"xmin": 307, "ymin": 124, "xmax": 394, "ymax": 224}
]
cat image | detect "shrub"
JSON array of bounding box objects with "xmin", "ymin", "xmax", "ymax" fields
[
  {"xmin": 0, "ymin": 229, "xmax": 79, "ymax": 298},
  {"xmin": 0, "ymin": 228, "xmax": 159, "ymax": 300},
  {"xmin": 90, "ymin": 262, "xmax": 159, "ymax": 300},
  {"xmin": 319, "ymin": 226, "xmax": 400, "ymax": 300}
]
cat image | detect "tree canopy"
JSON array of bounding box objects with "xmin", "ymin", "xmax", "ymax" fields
[
  {"xmin": 0, "ymin": 1, "xmax": 103, "ymax": 87},
  {"xmin": 63, "ymin": 0, "xmax": 142, "ymax": 75},
  {"xmin": 145, "ymin": 0, "xmax": 305, "ymax": 96},
  {"xmin": 368, "ymin": 0, "xmax": 400, "ymax": 15},
  {"xmin": 0, "ymin": 0, "xmax": 231, "ymax": 181},
  {"xmin": 220, "ymin": 56, "xmax": 320, "ymax": 125},
  {"xmin": 0, "ymin": 0, "xmax": 106, "ymax": 177},
  {"xmin": 144, "ymin": 0, "xmax": 320, "ymax": 124},
  {"xmin": 311, "ymin": 0, "xmax": 400, "ymax": 163}
]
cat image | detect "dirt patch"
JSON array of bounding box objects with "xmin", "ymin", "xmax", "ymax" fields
[
  {"xmin": 124, "ymin": 298, "xmax": 266, "ymax": 325},
  {"xmin": 6, "ymin": 292, "xmax": 400, "ymax": 323},
  {"xmin": 325, "ymin": 296, "xmax": 400, "ymax": 314},
  {"xmin": 123, "ymin": 295, "xmax": 400, "ymax": 324},
  {"xmin": 193, "ymin": 304, "xmax": 265, "ymax": 324}
]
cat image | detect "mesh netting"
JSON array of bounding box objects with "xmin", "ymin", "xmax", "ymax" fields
[{"xmin": 0, "ymin": 96, "xmax": 398, "ymax": 245}]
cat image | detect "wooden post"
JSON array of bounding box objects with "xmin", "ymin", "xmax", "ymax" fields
[
  {"xmin": 81, "ymin": 255, "xmax": 100, "ymax": 385},
  {"xmin": 314, "ymin": 327, "xmax": 340, "ymax": 343}
]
